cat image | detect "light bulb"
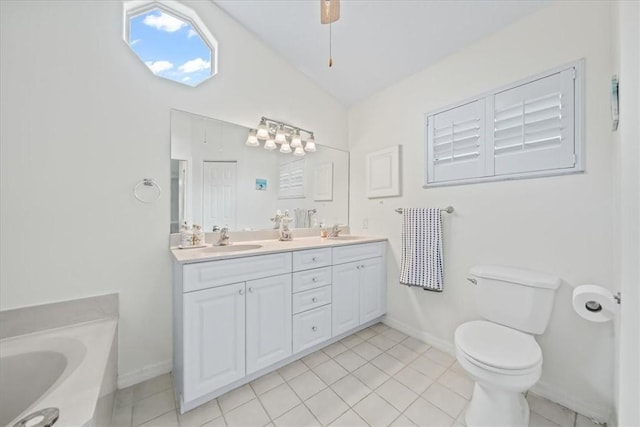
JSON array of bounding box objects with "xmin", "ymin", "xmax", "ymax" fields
[
  {"xmin": 246, "ymin": 129, "xmax": 259, "ymax": 147},
  {"xmin": 280, "ymin": 142, "xmax": 292, "ymax": 154},
  {"xmin": 256, "ymin": 118, "xmax": 269, "ymax": 140},
  {"xmin": 264, "ymin": 138, "xmax": 277, "ymax": 150},
  {"xmin": 275, "ymin": 125, "xmax": 286, "ymax": 144},
  {"xmin": 291, "ymin": 129, "xmax": 302, "ymax": 148},
  {"xmin": 293, "ymin": 146, "xmax": 305, "ymax": 156},
  {"xmin": 304, "ymin": 134, "xmax": 316, "ymax": 152}
]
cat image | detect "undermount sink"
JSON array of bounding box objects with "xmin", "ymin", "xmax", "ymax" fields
[
  {"xmin": 200, "ymin": 244, "xmax": 263, "ymax": 253},
  {"xmin": 327, "ymin": 236, "xmax": 364, "ymax": 241}
]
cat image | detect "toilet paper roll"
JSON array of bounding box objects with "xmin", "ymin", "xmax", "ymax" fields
[{"xmin": 572, "ymin": 284, "xmax": 617, "ymax": 322}]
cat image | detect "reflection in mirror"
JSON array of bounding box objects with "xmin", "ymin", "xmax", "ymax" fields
[{"xmin": 170, "ymin": 110, "xmax": 349, "ymax": 233}]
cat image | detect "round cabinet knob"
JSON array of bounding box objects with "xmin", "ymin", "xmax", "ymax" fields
[
  {"xmin": 312, "ymin": 297, "xmax": 318, "ymax": 302},
  {"xmin": 239, "ymin": 289, "xmax": 245, "ymax": 295},
  {"xmin": 248, "ymin": 287, "xmax": 254, "ymax": 293},
  {"xmin": 312, "ymin": 257, "xmax": 319, "ymax": 262},
  {"xmin": 312, "ymin": 326, "xmax": 318, "ymax": 332},
  {"xmin": 312, "ymin": 277, "xmax": 318, "ymax": 282},
  {"xmin": 356, "ymin": 266, "xmax": 361, "ymax": 270}
]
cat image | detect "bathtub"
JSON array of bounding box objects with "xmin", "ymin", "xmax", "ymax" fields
[{"xmin": 0, "ymin": 318, "xmax": 117, "ymax": 427}]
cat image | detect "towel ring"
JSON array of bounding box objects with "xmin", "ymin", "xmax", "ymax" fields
[{"xmin": 134, "ymin": 178, "xmax": 161, "ymax": 204}]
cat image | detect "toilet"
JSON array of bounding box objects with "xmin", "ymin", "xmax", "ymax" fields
[{"xmin": 454, "ymin": 265, "xmax": 561, "ymax": 427}]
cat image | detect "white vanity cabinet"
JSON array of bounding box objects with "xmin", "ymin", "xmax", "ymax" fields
[
  {"xmin": 173, "ymin": 239, "xmax": 387, "ymax": 413},
  {"xmin": 332, "ymin": 242, "xmax": 386, "ymax": 336}
]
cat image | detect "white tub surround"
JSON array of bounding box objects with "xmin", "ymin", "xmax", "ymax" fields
[
  {"xmin": 0, "ymin": 319, "xmax": 118, "ymax": 427},
  {"xmin": 172, "ymin": 237, "xmax": 388, "ymax": 413}
]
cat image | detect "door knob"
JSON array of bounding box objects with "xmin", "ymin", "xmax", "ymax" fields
[{"xmin": 312, "ymin": 326, "xmax": 318, "ymax": 331}]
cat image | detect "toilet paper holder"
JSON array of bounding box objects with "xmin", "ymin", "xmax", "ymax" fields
[{"xmin": 585, "ymin": 292, "xmax": 621, "ymax": 312}]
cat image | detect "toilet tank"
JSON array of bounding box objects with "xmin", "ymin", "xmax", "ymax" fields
[{"xmin": 469, "ymin": 265, "xmax": 561, "ymax": 335}]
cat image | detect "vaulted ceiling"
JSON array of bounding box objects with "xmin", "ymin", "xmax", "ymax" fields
[{"xmin": 214, "ymin": 0, "xmax": 552, "ymax": 106}]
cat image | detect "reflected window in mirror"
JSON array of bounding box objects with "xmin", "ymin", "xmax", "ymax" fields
[{"xmin": 123, "ymin": 1, "xmax": 218, "ymax": 87}]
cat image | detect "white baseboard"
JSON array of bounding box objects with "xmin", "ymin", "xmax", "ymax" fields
[
  {"xmin": 382, "ymin": 315, "xmax": 612, "ymax": 423},
  {"xmin": 117, "ymin": 359, "xmax": 172, "ymax": 389}
]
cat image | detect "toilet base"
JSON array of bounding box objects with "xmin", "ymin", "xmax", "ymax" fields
[{"xmin": 465, "ymin": 382, "xmax": 530, "ymax": 427}]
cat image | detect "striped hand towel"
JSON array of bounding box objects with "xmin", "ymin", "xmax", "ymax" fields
[{"xmin": 400, "ymin": 208, "xmax": 444, "ymax": 291}]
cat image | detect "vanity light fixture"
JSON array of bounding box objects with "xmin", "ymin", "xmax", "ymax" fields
[
  {"xmin": 246, "ymin": 129, "xmax": 259, "ymax": 147},
  {"xmin": 247, "ymin": 117, "xmax": 316, "ymax": 156}
]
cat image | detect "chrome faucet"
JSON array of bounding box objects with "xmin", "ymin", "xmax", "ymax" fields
[
  {"xmin": 216, "ymin": 227, "xmax": 230, "ymax": 246},
  {"xmin": 329, "ymin": 224, "xmax": 342, "ymax": 238}
]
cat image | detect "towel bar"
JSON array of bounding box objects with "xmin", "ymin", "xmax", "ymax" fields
[{"xmin": 395, "ymin": 206, "xmax": 454, "ymax": 214}]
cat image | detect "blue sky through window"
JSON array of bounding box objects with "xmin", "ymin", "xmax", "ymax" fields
[{"xmin": 128, "ymin": 8, "xmax": 212, "ymax": 87}]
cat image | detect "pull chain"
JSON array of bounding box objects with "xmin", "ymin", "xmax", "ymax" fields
[{"xmin": 329, "ymin": 21, "xmax": 333, "ymax": 67}]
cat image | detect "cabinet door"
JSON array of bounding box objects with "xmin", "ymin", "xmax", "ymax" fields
[
  {"xmin": 359, "ymin": 257, "xmax": 386, "ymax": 324},
  {"xmin": 246, "ymin": 274, "xmax": 292, "ymax": 374},
  {"xmin": 332, "ymin": 262, "xmax": 360, "ymax": 336},
  {"xmin": 183, "ymin": 283, "xmax": 245, "ymax": 402}
]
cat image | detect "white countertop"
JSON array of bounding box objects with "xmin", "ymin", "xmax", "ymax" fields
[{"xmin": 171, "ymin": 235, "xmax": 387, "ymax": 264}]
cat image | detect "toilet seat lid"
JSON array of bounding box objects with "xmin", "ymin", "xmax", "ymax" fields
[{"xmin": 455, "ymin": 320, "xmax": 542, "ymax": 370}]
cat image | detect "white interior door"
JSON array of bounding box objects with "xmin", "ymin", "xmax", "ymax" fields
[{"xmin": 203, "ymin": 161, "xmax": 236, "ymax": 230}]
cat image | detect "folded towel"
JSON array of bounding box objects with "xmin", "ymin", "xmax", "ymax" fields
[{"xmin": 400, "ymin": 208, "xmax": 444, "ymax": 291}]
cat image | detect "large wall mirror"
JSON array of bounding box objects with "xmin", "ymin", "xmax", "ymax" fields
[{"xmin": 170, "ymin": 109, "xmax": 349, "ymax": 233}]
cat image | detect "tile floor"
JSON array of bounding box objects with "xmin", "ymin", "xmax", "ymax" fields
[{"xmin": 112, "ymin": 323, "xmax": 602, "ymax": 427}]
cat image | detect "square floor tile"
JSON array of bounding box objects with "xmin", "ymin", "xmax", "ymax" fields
[
  {"xmin": 447, "ymin": 361, "xmax": 466, "ymax": 375},
  {"xmin": 353, "ymin": 392, "xmax": 400, "ymax": 426},
  {"xmin": 313, "ymin": 359, "xmax": 349, "ymax": 384},
  {"xmin": 132, "ymin": 389, "xmax": 175, "ymax": 426},
  {"xmin": 334, "ymin": 350, "xmax": 368, "ymax": 372},
  {"xmin": 527, "ymin": 393, "xmax": 576, "ymax": 427},
  {"xmin": 393, "ymin": 366, "xmax": 434, "ymax": 394},
  {"xmin": 202, "ymin": 416, "xmax": 227, "ymax": 427},
  {"xmin": 218, "ymin": 384, "xmax": 255, "ymax": 413},
  {"xmin": 178, "ymin": 399, "xmax": 221, "ymax": 426},
  {"xmin": 287, "ymin": 370, "xmax": 327, "ymax": 401},
  {"xmin": 341, "ymin": 334, "xmax": 365, "ymax": 349},
  {"xmin": 404, "ymin": 397, "xmax": 454, "ymax": 427},
  {"xmin": 331, "ymin": 374, "xmax": 371, "ymax": 406},
  {"xmin": 223, "ymin": 398, "xmax": 270, "ymax": 427},
  {"xmin": 328, "ymin": 409, "xmax": 369, "ymax": 427},
  {"xmin": 278, "ymin": 360, "xmax": 309, "ymax": 381},
  {"xmin": 410, "ymin": 355, "xmax": 448, "ymax": 379},
  {"xmin": 116, "ymin": 386, "xmax": 135, "ymax": 409},
  {"xmin": 390, "ymin": 414, "xmax": 417, "ymax": 427},
  {"xmin": 303, "ymin": 351, "xmax": 331, "ymax": 368},
  {"xmin": 251, "ymin": 371, "xmax": 285, "ymax": 395},
  {"xmin": 305, "ymin": 387, "xmax": 350, "ymax": 425},
  {"xmin": 352, "ymin": 341, "xmax": 383, "ymax": 360},
  {"xmin": 386, "ymin": 344, "xmax": 420, "ymax": 364},
  {"xmin": 368, "ymin": 334, "xmax": 398, "ymax": 351},
  {"xmin": 529, "ymin": 411, "xmax": 562, "ymax": 427},
  {"xmin": 437, "ymin": 370, "xmax": 474, "ymax": 399},
  {"xmin": 353, "ymin": 363, "xmax": 390, "ymax": 390},
  {"xmin": 259, "ymin": 383, "xmax": 301, "ymax": 419},
  {"xmin": 133, "ymin": 374, "xmax": 173, "ymax": 402},
  {"xmin": 139, "ymin": 410, "xmax": 178, "ymax": 427},
  {"xmin": 112, "ymin": 404, "xmax": 133, "ymax": 427},
  {"xmin": 273, "ymin": 403, "xmax": 320, "ymax": 427},
  {"xmin": 323, "ymin": 341, "xmax": 349, "ymax": 358},
  {"xmin": 376, "ymin": 378, "xmax": 418, "ymax": 412},
  {"xmin": 370, "ymin": 323, "xmax": 390, "ymax": 334},
  {"xmin": 381, "ymin": 329, "xmax": 408, "ymax": 343},
  {"xmin": 355, "ymin": 328, "xmax": 377, "ymax": 340},
  {"xmin": 401, "ymin": 337, "xmax": 431, "ymax": 354},
  {"xmin": 422, "ymin": 383, "xmax": 467, "ymax": 418},
  {"xmin": 371, "ymin": 353, "xmax": 405, "ymax": 375},
  {"xmin": 424, "ymin": 348, "xmax": 455, "ymax": 367}
]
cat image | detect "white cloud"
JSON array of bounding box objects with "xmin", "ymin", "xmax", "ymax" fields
[
  {"xmin": 130, "ymin": 39, "xmax": 141, "ymax": 46},
  {"xmin": 143, "ymin": 11, "xmax": 186, "ymax": 32},
  {"xmin": 144, "ymin": 60, "xmax": 174, "ymax": 74},
  {"xmin": 187, "ymin": 29, "xmax": 198, "ymax": 38},
  {"xmin": 178, "ymin": 57, "xmax": 210, "ymax": 73},
  {"xmin": 182, "ymin": 76, "xmax": 191, "ymax": 82}
]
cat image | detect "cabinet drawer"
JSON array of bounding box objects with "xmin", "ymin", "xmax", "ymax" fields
[
  {"xmin": 292, "ymin": 266, "xmax": 331, "ymax": 293},
  {"xmin": 293, "ymin": 305, "xmax": 332, "ymax": 353},
  {"xmin": 292, "ymin": 248, "xmax": 332, "ymax": 272},
  {"xmin": 293, "ymin": 285, "xmax": 331, "ymax": 314},
  {"xmin": 183, "ymin": 253, "xmax": 292, "ymax": 292},
  {"xmin": 332, "ymin": 242, "xmax": 385, "ymax": 265}
]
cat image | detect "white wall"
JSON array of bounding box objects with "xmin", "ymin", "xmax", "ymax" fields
[
  {"xmin": 0, "ymin": 0, "xmax": 347, "ymax": 387},
  {"xmin": 349, "ymin": 1, "xmax": 615, "ymax": 420},
  {"xmin": 611, "ymin": 1, "xmax": 640, "ymax": 426}
]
